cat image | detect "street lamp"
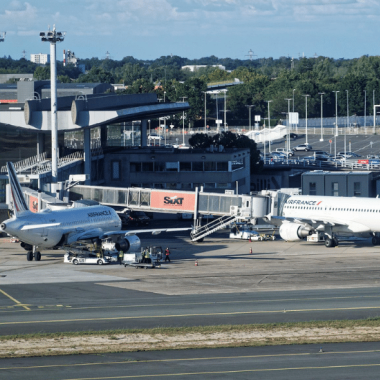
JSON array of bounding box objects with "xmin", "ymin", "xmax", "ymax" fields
[
  {"xmin": 266, "ymin": 100, "xmax": 273, "ymax": 152},
  {"xmin": 318, "ymin": 92, "xmax": 325, "ymax": 141},
  {"xmin": 181, "ymin": 97, "xmax": 187, "ymax": 145},
  {"xmin": 332, "ymin": 90, "xmax": 340, "ymax": 158},
  {"xmin": 364, "ymin": 90, "xmax": 367, "ymax": 129},
  {"xmin": 262, "ymin": 117, "xmax": 268, "ymax": 160},
  {"xmin": 345, "ymin": 90, "xmax": 349, "ymax": 154},
  {"xmin": 245, "ymin": 105, "xmax": 254, "ymax": 131},
  {"xmin": 302, "ymin": 95, "xmax": 310, "ymax": 144},
  {"xmin": 202, "ymin": 91, "xmax": 207, "ymax": 132},
  {"xmin": 40, "ymin": 25, "xmax": 65, "ymax": 184},
  {"xmin": 221, "ymin": 89, "xmax": 228, "ymax": 130}
]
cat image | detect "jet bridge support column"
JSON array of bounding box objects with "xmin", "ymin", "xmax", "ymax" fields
[
  {"xmin": 141, "ymin": 119, "xmax": 148, "ymax": 147},
  {"xmin": 84, "ymin": 128, "xmax": 91, "ymax": 185}
]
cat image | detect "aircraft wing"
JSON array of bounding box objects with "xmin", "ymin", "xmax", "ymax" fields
[
  {"xmin": 265, "ymin": 215, "xmax": 348, "ymax": 228},
  {"xmin": 102, "ymin": 227, "xmax": 192, "ymax": 239},
  {"xmin": 66, "ymin": 228, "xmax": 104, "ymax": 245},
  {"xmin": 266, "ymin": 214, "xmax": 371, "ymax": 234}
]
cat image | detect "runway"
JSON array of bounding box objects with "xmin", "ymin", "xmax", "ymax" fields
[
  {"xmin": 3, "ymin": 342, "xmax": 380, "ymax": 379},
  {"xmin": 1, "ymin": 284, "xmax": 380, "ymax": 335}
]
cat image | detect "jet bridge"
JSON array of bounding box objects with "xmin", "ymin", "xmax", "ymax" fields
[{"xmin": 69, "ymin": 186, "xmax": 270, "ymax": 241}]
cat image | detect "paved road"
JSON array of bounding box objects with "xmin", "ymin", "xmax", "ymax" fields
[
  {"xmin": 3, "ymin": 342, "xmax": 380, "ymax": 379},
  {"xmin": 1, "ymin": 284, "xmax": 380, "ymax": 335}
]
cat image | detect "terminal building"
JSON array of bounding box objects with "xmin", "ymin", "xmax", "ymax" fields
[{"xmin": 0, "ymin": 80, "xmax": 251, "ymax": 205}]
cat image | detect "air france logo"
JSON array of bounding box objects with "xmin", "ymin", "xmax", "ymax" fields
[
  {"xmin": 287, "ymin": 200, "xmax": 322, "ymax": 206},
  {"xmin": 164, "ymin": 196, "xmax": 184, "ymax": 205},
  {"xmin": 88, "ymin": 210, "xmax": 112, "ymax": 217}
]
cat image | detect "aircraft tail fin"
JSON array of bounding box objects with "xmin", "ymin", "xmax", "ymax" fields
[{"xmin": 7, "ymin": 162, "xmax": 30, "ymax": 217}]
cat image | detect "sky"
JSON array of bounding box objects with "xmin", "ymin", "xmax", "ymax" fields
[{"xmin": 0, "ymin": 0, "xmax": 380, "ymax": 62}]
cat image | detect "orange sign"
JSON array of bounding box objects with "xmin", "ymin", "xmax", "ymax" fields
[
  {"xmin": 150, "ymin": 191, "xmax": 195, "ymax": 211},
  {"xmin": 29, "ymin": 195, "xmax": 38, "ymax": 213}
]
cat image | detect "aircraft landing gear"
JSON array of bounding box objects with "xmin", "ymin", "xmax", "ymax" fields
[
  {"xmin": 34, "ymin": 251, "xmax": 41, "ymax": 261},
  {"xmin": 372, "ymin": 236, "xmax": 380, "ymax": 246},
  {"xmin": 27, "ymin": 247, "xmax": 41, "ymax": 261},
  {"xmin": 325, "ymin": 236, "xmax": 338, "ymax": 248}
]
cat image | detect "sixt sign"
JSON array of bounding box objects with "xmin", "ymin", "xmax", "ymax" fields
[
  {"xmin": 151, "ymin": 191, "xmax": 196, "ymax": 211},
  {"xmin": 164, "ymin": 196, "xmax": 184, "ymax": 205}
]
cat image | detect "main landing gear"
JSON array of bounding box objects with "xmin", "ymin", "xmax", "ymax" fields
[
  {"xmin": 372, "ymin": 236, "xmax": 380, "ymax": 246},
  {"xmin": 27, "ymin": 248, "xmax": 41, "ymax": 261},
  {"xmin": 325, "ymin": 236, "xmax": 339, "ymax": 248}
]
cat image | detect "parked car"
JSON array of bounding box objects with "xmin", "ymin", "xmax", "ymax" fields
[
  {"xmin": 129, "ymin": 210, "xmax": 150, "ymax": 225},
  {"xmin": 148, "ymin": 134, "xmax": 163, "ymax": 141},
  {"xmin": 345, "ymin": 152, "xmax": 361, "ymax": 158},
  {"xmin": 283, "ymin": 133, "xmax": 298, "ymax": 140},
  {"xmin": 293, "ymin": 143, "xmax": 312, "ymax": 152},
  {"xmin": 275, "ymin": 148, "xmax": 294, "ymax": 157}
]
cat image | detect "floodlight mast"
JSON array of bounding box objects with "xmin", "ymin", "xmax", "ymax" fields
[{"xmin": 40, "ymin": 26, "xmax": 65, "ymax": 184}]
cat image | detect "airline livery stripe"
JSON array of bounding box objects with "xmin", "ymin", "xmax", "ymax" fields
[{"xmin": 7, "ymin": 162, "xmax": 28, "ymax": 213}]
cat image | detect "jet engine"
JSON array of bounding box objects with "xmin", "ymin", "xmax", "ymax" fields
[
  {"xmin": 279, "ymin": 223, "xmax": 313, "ymax": 241},
  {"xmin": 115, "ymin": 235, "xmax": 140, "ymax": 253}
]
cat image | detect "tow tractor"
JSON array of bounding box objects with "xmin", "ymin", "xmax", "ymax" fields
[{"xmin": 123, "ymin": 246, "xmax": 164, "ymax": 269}]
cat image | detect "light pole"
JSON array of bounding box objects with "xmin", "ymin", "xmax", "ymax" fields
[
  {"xmin": 302, "ymin": 95, "xmax": 310, "ymax": 144},
  {"xmin": 318, "ymin": 92, "xmax": 325, "ymax": 141},
  {"xmin": 266, "ymin": 100, "xmax": 272, "ymax": 152},
  {"xmin": 285, "ymin": 98, "xmax": 292, "ymax": 132},
  {"xmin": 364, "ymin": 90, "xmax": 367, "ymax": 129},
  {"xmin": 40, "ymin": 25, "xmax": 65, "ymax": 184},
  {"xmin": 292, "ymin": 89, "xmax": 295, "ymax": 112},
  {"xmin": 222, "ymin": 89, "xmax": 228, "ymax": 130},
  {"xmin": 245, "ymin": 105, "xmax": 254, "ymax": 131},
  {"xmin": 202, "ymin": 91, "xmax": 207, "ymax": 132},
  {"xmin": 345, "ymin": 90, "xmax": 349, "ymax": 154},
  {"xmin": 332, "ymin": 90, "xmax": 340, "ymax": 158},
  {"xmin": 181, "ymin": 97, "xmax": 187, "ymax": 145},
  {"xmin": 164, "ymin": 91, "xmax": 166, "ymax": 102},
  {"xmin": 262, "ymin": 117, "xmax": 268, "ymax": 160}
]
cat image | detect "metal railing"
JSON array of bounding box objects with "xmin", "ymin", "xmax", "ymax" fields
[
  {"xmin": 32, "ymin": 151, "xmax": 84, "ymax": 174},
  {"xmin": 1, "ymin": 152, "xmax": 48, "ymax": 173}
]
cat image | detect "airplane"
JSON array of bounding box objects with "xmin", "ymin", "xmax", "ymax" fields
[
  {"xmin": 0, "ymin": 162, "xmax": 191, "ymax": 261},
  {"xmin": 264, "ymin": 194, "xmax": 380, "ymax": 247}
]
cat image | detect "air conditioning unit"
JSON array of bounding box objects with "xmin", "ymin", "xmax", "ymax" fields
[{"xmin": 230, "ymin": 206, "xmax": 238, "ymax": 215}]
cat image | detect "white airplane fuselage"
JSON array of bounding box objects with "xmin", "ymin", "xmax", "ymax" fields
[
  {"xmin": 1, "ymin": 205, "xmax": 122, "ymax": 249},
  {"xmin": 282, "ymin": 195, "xmax": 380, "ymax": 235}
]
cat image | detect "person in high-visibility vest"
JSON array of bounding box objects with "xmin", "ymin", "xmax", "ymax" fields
[
  {"xmin": 165, "ymin": 247, "xmax": 170, "ymax": 262},
  {"xmin": 118, "ymin": 251, "xmax": 124, "ymax": 265}
]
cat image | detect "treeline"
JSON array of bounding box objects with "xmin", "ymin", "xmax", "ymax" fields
[{"xmin": 2, "ymin": 54, "xmax": 380, "ymax": 127}]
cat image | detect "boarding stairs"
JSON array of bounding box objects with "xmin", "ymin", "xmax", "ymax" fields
[{"xmin": 190, "ymin": 214, "xmax": 239, "ymax": 242}]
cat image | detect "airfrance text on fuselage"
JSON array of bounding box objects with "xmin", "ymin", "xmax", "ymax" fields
[
  {"xmin": 87, "ymin": 210, "xmax": 112, "ymax": 217},
  {"xmin": 286, "ymin": 200, "xmax": 322, "ymax": 206}
]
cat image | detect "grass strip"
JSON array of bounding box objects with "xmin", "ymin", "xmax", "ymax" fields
[
  {"xmin": 1, "ymin": 317, "xmax": 380, "ymax": 358},
  {"xmin": 2, "ymin": 317, "xmax": 380, "ymax": 341}
]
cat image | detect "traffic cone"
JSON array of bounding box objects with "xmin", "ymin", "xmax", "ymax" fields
[{"xmin": 250, "ymin": 247, "xmax": 253, "ymax": 254}]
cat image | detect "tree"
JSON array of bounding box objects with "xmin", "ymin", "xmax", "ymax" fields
[{"xmin": 189, "ymin": 131, "xmax": 263, "ymax": 173}]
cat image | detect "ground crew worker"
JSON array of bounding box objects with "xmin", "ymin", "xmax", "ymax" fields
[
  {"xmin": 96, "ymin": 239, "xmax": 103, "ymax": 258},
  {"xmin": 118, "ymin": 250, "xmax": 124, "ymax": 265},
  {"xmin": 165, "ymin": 247, "xmax": 170, "ymax": 262}
]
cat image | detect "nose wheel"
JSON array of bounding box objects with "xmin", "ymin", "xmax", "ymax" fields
[{"xmin": 26, "ymin": 250, "xmax": 41, "ymax": 261}]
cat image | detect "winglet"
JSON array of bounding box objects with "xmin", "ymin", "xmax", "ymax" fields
[{"xmin": 7, "ymin": 162, "xmax": 30, "ymax": 217}]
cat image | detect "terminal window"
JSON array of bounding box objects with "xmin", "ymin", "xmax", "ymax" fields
[
  {"xmin": 354, "ymin": 182, "xmax": 361, "ymax": 196},
  {"xmin": 309, "ymin": 182, "xmax": 316, "ymax": 195},
  {"xmin": 332, "ymin": 182, "xmax": 339, "ymax": 196}
]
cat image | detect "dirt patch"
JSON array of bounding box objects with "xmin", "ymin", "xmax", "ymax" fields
[{"xmin": 2, "ymin": 326, "xmax": 380, "ymax": 358}]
